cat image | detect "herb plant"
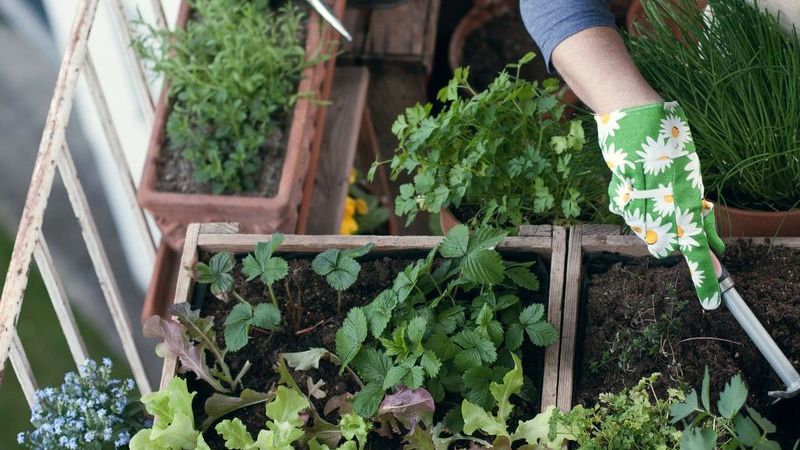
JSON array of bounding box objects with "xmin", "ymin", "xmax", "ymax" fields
[
  {"xmin": 549, "ymin": 373, "xmax": 681, "ymax": 450},
  {"xmin": 628, "ymin": 0, "xmax": 800, "ymax": 210},
  {"xmin": 130, "ymin": 377, "xmax": 210, "ymax": 449},
  {"xmin": 312, "ymin": 244, "xmax": 374, "ymax": 313},
  {"xmin": 242, "ymin": 234, "xmax": 290, "ymax": 306},
  {"xmin": 17, "ymin": 359, "xmax": 144, "ymax": 450},
  {"xmin": 135, "ymin": 0, "xmax": 324, "ymax": 194},
  {"xmin": 373, "ymin": 54, "xmax": 611, "ymax": 228},
  {"xmin": 336, "ymin": 225, "xmax": 558, "ymax": 421},
  {"xmin": 671, "ymin": 368, "xmax": 781, "ymax": 450}
]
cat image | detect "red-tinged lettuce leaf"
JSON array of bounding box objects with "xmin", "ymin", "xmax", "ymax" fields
[
  {"xmin": 378, "ymin": 386, "xmax": 435, "ymax": 433},
  {"xmin": 143, "ymin": 316, "xmax": 228, "ymax": 393}
]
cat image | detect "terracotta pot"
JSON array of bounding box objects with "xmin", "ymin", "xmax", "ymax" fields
[
  {"xmin": 141, "ymin": 242, "xmax": 181, "ymax": 324},
  {"xmin": 138, "ymin": 0, "xmax": 345, "ymax": 251},
  {"xmin": 715, "ymin": 203, "xmax": 800, "ymax": 237},
  {"xmin": 439, "ymin": 208, "xmax": 461, "ymax": 235},
  {"xmin": 448, "ymin": 0, "xmax": 579, "ymax": 107}
]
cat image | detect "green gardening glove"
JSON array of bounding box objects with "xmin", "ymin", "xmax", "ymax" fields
[{"xmin": 595, "ymin": 101, "xmax": 725, "ymax": 310}]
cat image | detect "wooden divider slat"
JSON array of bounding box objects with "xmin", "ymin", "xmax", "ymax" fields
[
  {"xmin": 557, "ymin": 225, "xmax": 583, "ymax": 412},
  {"xmin": 540, "ymin": 226, "xmax": 566, "ymax": 409}
]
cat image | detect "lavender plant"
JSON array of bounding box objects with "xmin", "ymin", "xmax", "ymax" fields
[{"xmin": 17, "ymin": 358, "xmax": 145, "ymax": 450}]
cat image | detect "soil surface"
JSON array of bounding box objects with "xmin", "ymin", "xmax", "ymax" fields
[
  {"xmin": 184, "ymin": 251, "xmax": 551, "ymax": 448},
  {"xmin": 574, "ymin": 241, "xmax": 800, "ymax": 447},
  {"xmin": 462, "ymin": 9, "xmax": 553, "ymax": 92}
]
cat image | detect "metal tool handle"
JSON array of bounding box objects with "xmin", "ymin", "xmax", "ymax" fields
[{"xmin": 719, "ymin": 267, "xmax": 800, "ymax": 399}]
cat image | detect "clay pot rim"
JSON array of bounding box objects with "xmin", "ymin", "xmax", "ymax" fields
[
  {"xmin": 714, "ymin": 202, "xmax": 800, "ymax": 218},
  {"xmin": 137, "ymin": 0, "xmax": 329, "ymax": 209}
]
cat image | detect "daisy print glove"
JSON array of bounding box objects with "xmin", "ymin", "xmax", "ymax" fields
[{"xmin": 596, "ymin": 101, "xmax": 725, "ymax": 310}]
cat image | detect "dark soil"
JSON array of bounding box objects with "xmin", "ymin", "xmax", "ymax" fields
[
  {"xmin": 462, "ymin": 9, "xmax": 552, "ymax": 92},
  {"xmin": 574, "ymin": 241, "xmax": 800, "ymax": 447},
  {"xmin": 184, "ymin": 251, "xmax": 551, "ymax": 449}
]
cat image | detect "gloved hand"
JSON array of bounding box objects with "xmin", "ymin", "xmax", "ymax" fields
[{"xmin": 595, "ymin": 101, "xmax": 725, "ymax": 309}]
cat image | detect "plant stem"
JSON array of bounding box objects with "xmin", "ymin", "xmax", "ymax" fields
[
  {"xmin": 232, "ymin": 290, "xmax": 248, "ymax": 305},
  {"xmin": 337, "ymin": 291, "xmax": 343, "ymax": 314},
  {"xmin": 266, "ymin": 283, "xmax": 278, "ymax": 306}
]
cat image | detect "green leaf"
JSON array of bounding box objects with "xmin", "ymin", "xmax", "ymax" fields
[
  {"xmin": 490, "ymin": 353, "xmax": 523, "ymax": 423},
  {"xmin": 353, "ymin": 382, "xmax": 385, "ymax": 418},
  {"xmin": 384, "ymin": 365, "xmax": 410, "ymax": 390},
  {"xmin": 504, "ymin": 323, "xmax": 524, "ymax": 351},
  {"xmin": 505, "ymin": 266, "xmax": 540, "ymax": 291},
  {"xmin": 312, "ymin": 245, "xmax": 372, "ymax": 292},
  {"xmin": 462, "ymin": 400, "xmax": 506, "ymax": 437},
  {"xmin": 242, "ymin": 235, "xmax": 288, "ymax": 287},
  {"xmin": 524, "ymin": 320, "xmax": 557, "ymax": 347},
  {"xmin": 462, "ymin": 249, "xmax": 505, "ymax": 285},
  {"xmin": 670, "ymin": 390, "xmax": 699, "ymax": 423},
  {"xmin": 420, "ymin": 351, "xmax": 441, "ymax": 378},
  {"xmin": 224, "ymin": 303, "xmax": 255, "ymax": 352},
  {"xmin": 735, "ymin": 415, "xmax": 762, "ymax": 447},
  {"xmin": 406, "ymin": 317, "xmax": 427, "ymax": 347},
  {"xmin": 746, "ymin": 406, "xmax": 776, "ymax": 433},
  {"xmin": 352, "ymin": 348, "xmax": 392, "ymax": 384},
  {"xmin": 335, "ymin": 307, "xmax": 368, "ymax": 371},
  {"xmin": 340, "ymin": 413, "xmax": 371, "ymax": 448},
  {"xmin": 519, "ymin": 304, "xmax": 544, "ymax": 325},
  {"xmin": 131, "ymin": 378, "xmax": 201, "ymax": 450},
  {"xmin": 680, "ymin": 427, "xmax": 716, "ymax": 450},
  {"xmin": 364, "ymin": 290, "xmax": 397, "ymax": 337},
  {"xmin": 203, "ymin": 389, "xmax": 270, "ymax": 431},
  {"xmin": 718, "ymin": 374, "xmax": 747, "ymax": 419},
  {"xmin": 701, "ymin": 366, "xmax": 711, "ymax": 411},
  {"xmin": 215, "ymin": 418, "xmax": 254, "ymax": 449},
  {"xmin": 266, "ymin": 385, "xmax": 309, "ymax": 426},
  {"xmin": 252, "ymin": 303, "xmax": 281, "ymax": 329},
  {"xmin": 440, "ymin": 224, "xmax": 469, "ymax": 258},
  {"xmin": 282, "ymin": 348, "xmax": 329, "ymax": 371},
  {"xmin": 452, "ymin": 330, "xmax": 497, "ymax": 370},
  {"xmin": 194, "ymin": 251, "xmax": 235, "ymax": 300}
]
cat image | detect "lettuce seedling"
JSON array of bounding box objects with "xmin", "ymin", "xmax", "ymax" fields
[
  {"xmin": 312, "ymin": 243, "xmax": 374, "ymax": 313},
  {"xmin": 242, "ymin": 234, "xmax": 289, "ymax": 306},
  {"xmin": 129, "ymin": 377, "xmax": 211, "ymax": 450},
  {"xmin": 216, "ymin": 385, "xmax": 309, "ymax": 450}
]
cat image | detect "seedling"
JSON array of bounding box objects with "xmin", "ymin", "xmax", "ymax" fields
[
  {"xmin": 312, "ymin": 243, "xmax": 374, "ymax": 314},
  {"xmin": 242, "ymin": 234, "xmax": 289, "ymax": 306},
  {"xmin": 223, "ymin": 300, "xmax": 281, "ymax": 352},
  {"xmin": 194, "ymin": 251, "xmax": 235, "ymax": 301}
]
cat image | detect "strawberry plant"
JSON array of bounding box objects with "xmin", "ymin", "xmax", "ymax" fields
[
  {"xmin": 335, "ymin": 225, "xmax": 558, "ymax": 421},
  {"xmin": 373, "ymin": 53, "xmax": 611, "ymax": 229},
  {"xmin": 312, "ymin": 244, "xmax": 374, "ymax": 313}
]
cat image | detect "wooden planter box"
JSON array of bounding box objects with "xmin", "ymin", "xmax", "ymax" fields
[
  {"xmin": 556, "ymin": 224, "xmax": 800, "ymax": 411},
  {"xmin": 156, "ymin": 222, "xmax": 568, "ymax": 413},
  {"xmin": 138, "ymin": 0, "xmax": 345, "ymax": 251}
]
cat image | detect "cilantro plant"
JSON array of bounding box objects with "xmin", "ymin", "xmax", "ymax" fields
[
  {"xmin": 336, "ymin": 225, "xmax": 558, "ymax": 421},
  {"xmin": 312, "ymin": 243, "xmax": 374, "ymax": 313},
  {"xmin": 671, "ymin": 368, "xmax": 782, "ymax": 450},
  {"xmin": 135, "ymin": 0, "xmax": 327, "ymax": 193},
  {"xmin": 373, "ymin": 53, "xmax": 611, "ymax": 228}
]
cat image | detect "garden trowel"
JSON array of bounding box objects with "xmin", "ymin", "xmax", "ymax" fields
[{"xmin": 718, "ymin": 265, "xmax": 800, "ymax": 400}]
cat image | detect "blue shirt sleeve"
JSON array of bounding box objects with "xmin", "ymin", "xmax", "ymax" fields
[{"xmin": 520, "ymin": 0, "xmax": 616, "ymax": 70}]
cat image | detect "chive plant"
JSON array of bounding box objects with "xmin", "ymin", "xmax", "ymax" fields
[{"xmin": 627, "ymin": 0, "xmax": 800, "ymax": 211}]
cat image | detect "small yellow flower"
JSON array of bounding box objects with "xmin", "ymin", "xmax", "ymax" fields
[
  {"xmin": 340, "ymin": 216, "xmax": 358, "ymax": 235},
  {"xmin": 344, "ymin": 196, "xmax": 356, "ymax": 217},
  {"xmin": 355, "ymin": 198, "xmax": 368, "ymax": 215},
  {"xmin": 348, "ymin": 169, "xmax": 358, "ymax": 185}
]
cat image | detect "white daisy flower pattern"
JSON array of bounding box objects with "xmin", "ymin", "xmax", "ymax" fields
[
  {"xmin": 636, "ymin": 136, "xmax": 673, "ymax": 175},
  {"xmin": 595, "ymin": 110, "xmax": 626, "ymax": 143},
  {"xmin": 614, "ymin": 178, "xmax": 635, "ymax": 210},
  {"xmin": 660, "ymin": 114, "xmax": 692, "ymax": 150},
  {"xmin": 599, "ymin": 101, "xmax": 721, "ymax": 310},
  {"xmin": 602, "ymin": 143, "xmax": 634, "ymax": 174},
  {"xmin": 685, "ymin": 152, "xmax": 703, "ymax": 191},
  {"xmin": 643, "ymin": 214, "xmax": 677, "ymax": 258},
  {"xmin": 624, "ymin": 208, "xmax": 647, "ymax": 240},
  {"xmin": 675, "ymin": 207, "xmax": 702, "ymax": 250},
  {"xmin": 686, "ymin": 259, "xmax": 704, "ymax": 287},
  {"xmin": 653, "ymin": 183, "xmax": 676, "ymax": 217},
  {"xmin": 700, "ymin": 292, "xmax": 721, "ymax": 310}
]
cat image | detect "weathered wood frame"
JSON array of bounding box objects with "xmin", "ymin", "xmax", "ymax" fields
[
  {"xmin": 556, "ymin": 224, "xmax": 800, "ymax": 411},
  {"xmin": 0, "ymin": 0, "xmax": 169, "ymax": 404},
  {"xmin": 159, "ymin": 222, "xmax": 568, "ymax": 412}
]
